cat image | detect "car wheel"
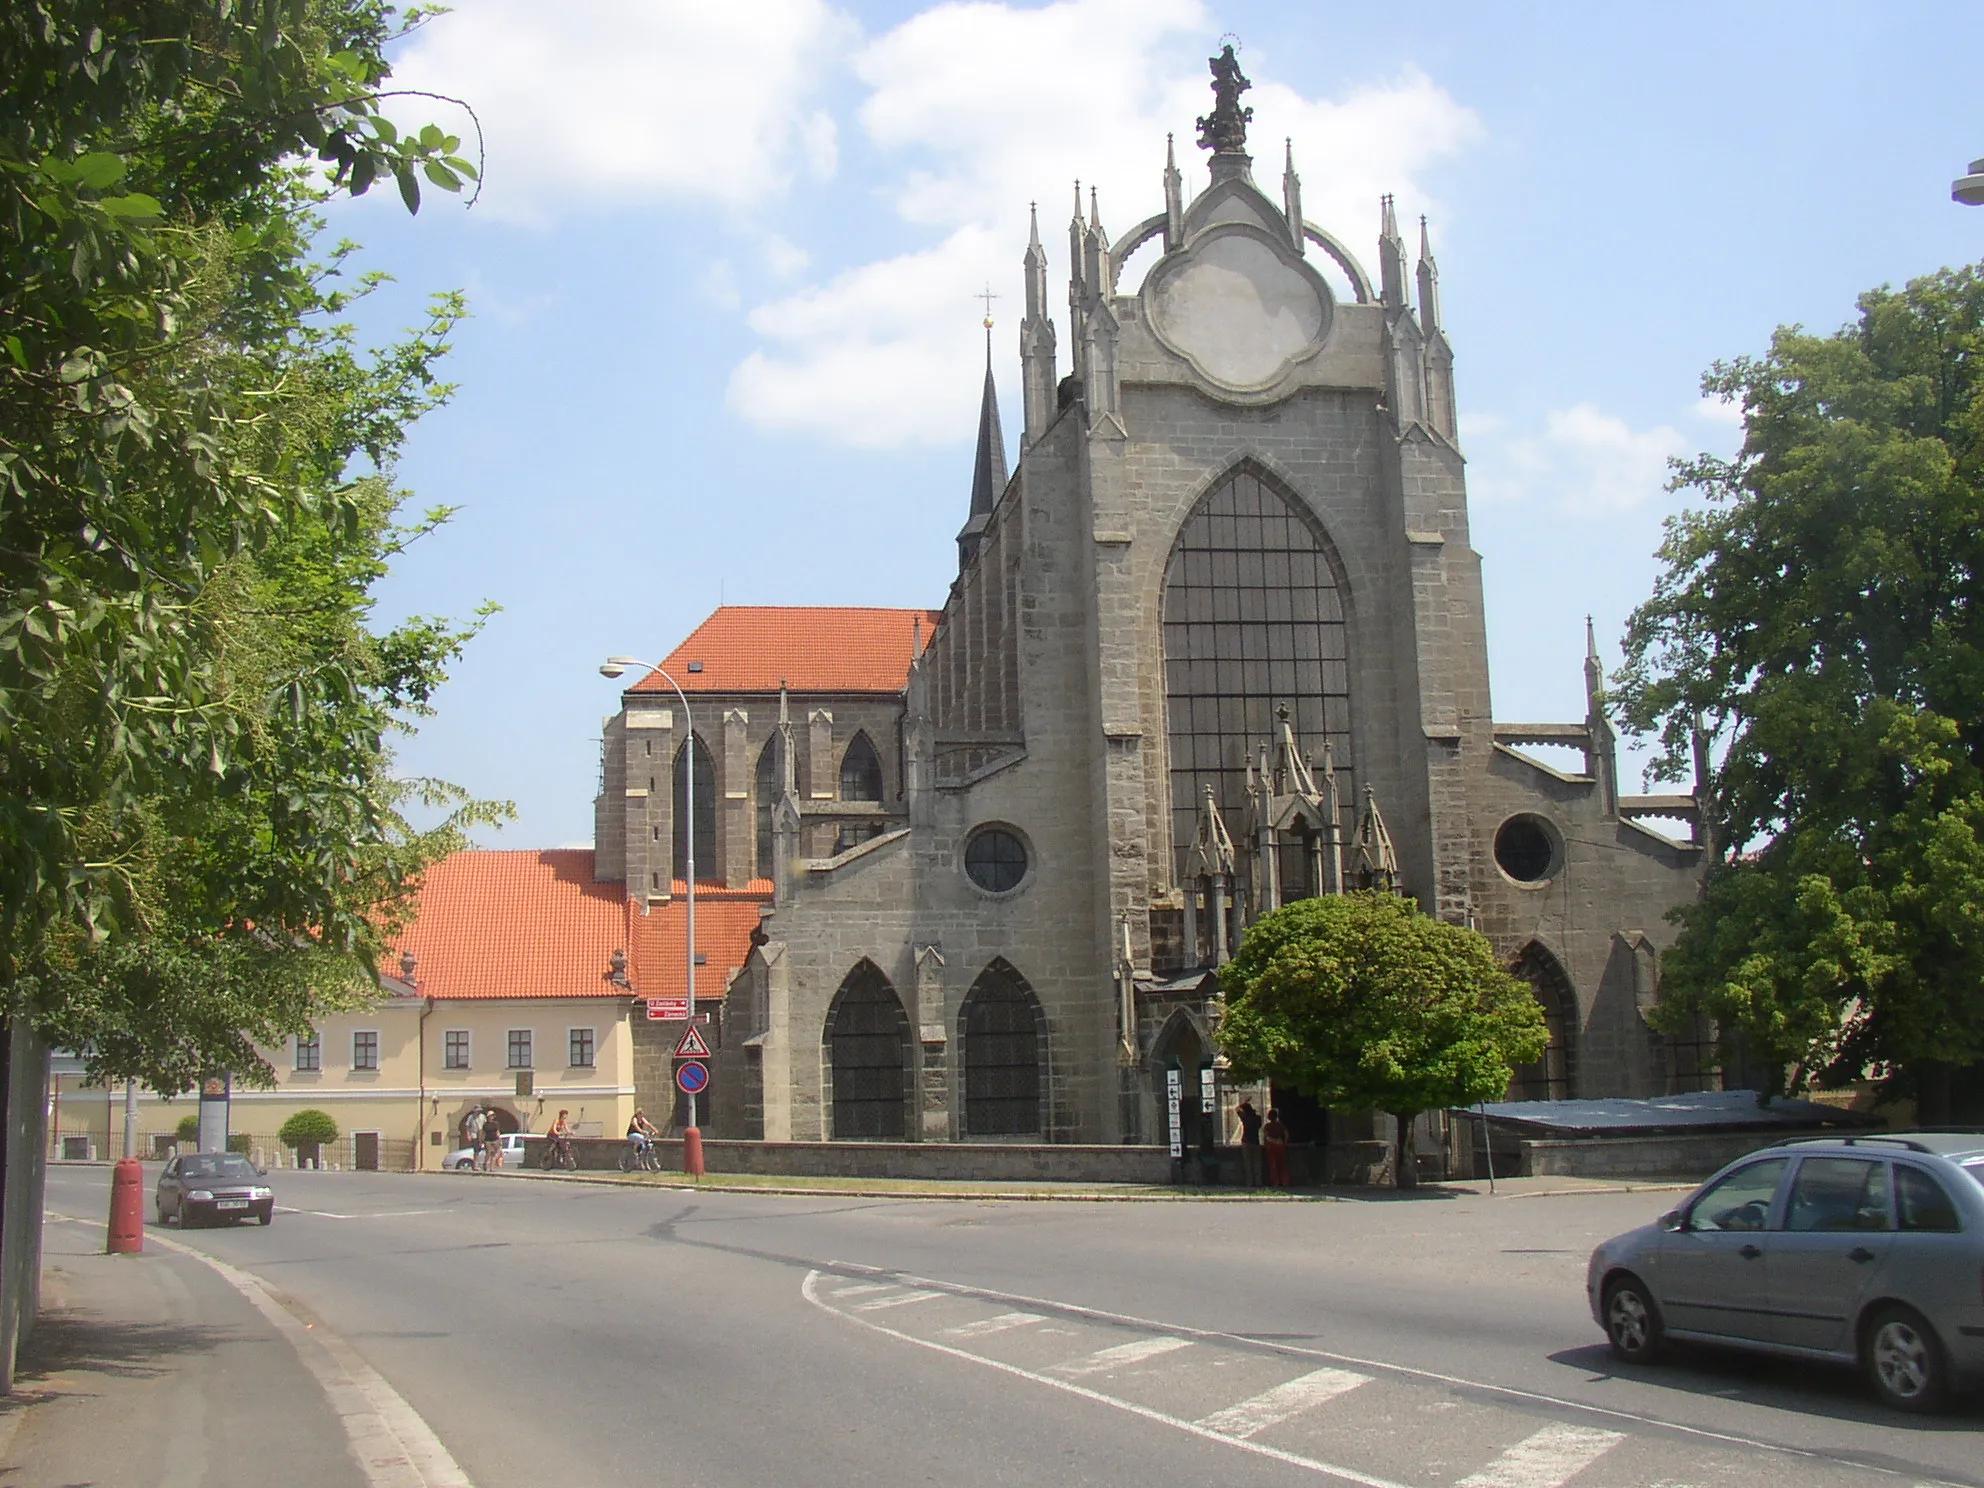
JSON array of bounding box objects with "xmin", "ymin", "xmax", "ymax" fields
[
  {"xmin": 156, "ymin": 1201, "xmax": 168, "ymax": 1226},
  {"xmin": 453, "ymin": 1158, "xmax": 473, "ymax": 1171},
  {"xmin": 1603, "ymin": 1274, "xmax": 1665, "ymax": 1365},
  {"xmin": 258, "ymin": 1211, "xmax": 273, "ymax": 1226},
  {"xmin": 1863, "ymin": 1305, "xmax": 1949, "ymax": 1413}
]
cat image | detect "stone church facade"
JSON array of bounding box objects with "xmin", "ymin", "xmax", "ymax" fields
[{"xmin": 595, "ymin": 55, "xmax": 1708, "ymax": 1150}]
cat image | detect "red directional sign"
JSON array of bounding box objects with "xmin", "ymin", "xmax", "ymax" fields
[
  {"xmin": 645, "ymin": 998, "xmax": 688, "ymax": 1021},
  {"xmin": 673, "ymin": 1025, "xmax": 711, "ymax": 1059}
]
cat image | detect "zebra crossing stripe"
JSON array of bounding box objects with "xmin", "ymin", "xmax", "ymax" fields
[
  {"xmin": 852, "ymin": 1289, "xmax": 945, "ymax": 1312},
  {"xmin": 1194, "ymin": 1368, "xmax": 1372, "ymax": 1440},
  {"xmin": 942, "ymin": 1313, "xmax": 1047, "ymax": 1338},
  {"xmin": 1455, "ymin": 1423, "xmax": 1626, "ymax": 1488},
  {"xmin": 1048, "ymin": 1336, "xmax": 1194, "ymax": 1377}
]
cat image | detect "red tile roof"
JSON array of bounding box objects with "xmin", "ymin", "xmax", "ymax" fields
[
  {"xmin": 391, "ymin": 851, "xmax": 767, "ymax": 1003},
  {"xmin": 628, "ymin": 606, "xmax": 941, "ymax": 696}
]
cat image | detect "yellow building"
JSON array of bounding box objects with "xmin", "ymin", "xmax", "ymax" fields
[{"xmin": 51, "ymin": 849, "xmax": 758, "ymax": 1170}]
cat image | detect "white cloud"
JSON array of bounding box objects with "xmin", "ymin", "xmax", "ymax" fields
[
  {"xmin": 730, "ymin": 0, "xmax": 1484, "ymax": 448},
  {"xmin": 764, "ymin": 234, "xmax": 812, "ymax": 278},
  {"xmin": 1469, "ymin": 403, "xmax": 1690, "ymax": 515},
  {"xmin": 389, "ymin": 0, "xmax": 855, "ymax": 224},
  {"xmin": 1694, "ymin": 392, "xmax": 1745, "ymax": 427}
]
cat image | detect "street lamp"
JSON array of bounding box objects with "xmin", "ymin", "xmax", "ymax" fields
[
  {"xmin": 599, "ymin": 656, "xmax": 704, "ymax": 1167},
  {"xmin": 1954, "ymin": 158, "xmax": 1984, "ymax": 206}
]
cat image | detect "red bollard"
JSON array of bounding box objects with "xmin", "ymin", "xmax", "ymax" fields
[
  {"xmin": 107, "ymin": 1157, "xmax": 145, "ymax": 1254},
  {"xmin": 682, "ymin": 1126, "xmax": 705, "ymax": 1178}
]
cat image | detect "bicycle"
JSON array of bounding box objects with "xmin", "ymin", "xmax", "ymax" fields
[
  {"xmin": 536, "ymin": 1136, "xmax": 577, "ymax": 1171},
  {"xmin": 618, "ymin": 1137, "xmax": 663, "ymax": 1173}
]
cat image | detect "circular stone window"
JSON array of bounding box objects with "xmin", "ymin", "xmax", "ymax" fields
[
  {"xmin": 963, "ymin": 826, "xmax": 1029, "ymax": 894},
  {"xmin": 1493, "ymin": 815, "xmax": 1561, "ymax": 884}
]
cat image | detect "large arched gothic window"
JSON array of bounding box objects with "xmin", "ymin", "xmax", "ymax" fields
[
  {"xmin": 838, "ymin": 732, "xmax": 883, "ymax": 802},
  {"xmin": 1508, "ymin": 943, "xmax": 1576, "ymax": 1102},
  {"xmin": 1162, "ymin": 469, "xmax": 1353, "ymax": 885},
  {"xmin": 824, "ymin": 961, "xmax": 910, "ymax": 1140},
  {"xmin": 754, "ymin": 736, "xmax": 779, "ymax": 881},
  {"xmin": 960, "ymin": 961, "xmax": 1043, "ymax": 1137},
  {"xmin": 672, "ymin": 735, "xmax": 717, "ymax": 885}
]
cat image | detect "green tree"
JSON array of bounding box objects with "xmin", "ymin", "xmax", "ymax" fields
[
  {"xmin": 277, "ymin": 1108, "xmax": 337, "ymax": 1149},
  {"xmin": 1617, "ymin": 265, "xmax": 1984, "ymax": 1118},
  {"xmin": 174, "ymin": 1111, "xmax": 199, "ymax": 1143},
  {"xmin": 1, "ymin": 3, "xmax": 502, "ymax": 1093},
  {"xmin": 1218, "ymin": 893, "xmax": 1547, "ymax": 1187}
]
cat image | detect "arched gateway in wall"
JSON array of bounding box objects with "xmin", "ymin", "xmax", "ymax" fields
[{"xmin": 823, "ymin": 961, "xmax": 911, "ymax": 1140}]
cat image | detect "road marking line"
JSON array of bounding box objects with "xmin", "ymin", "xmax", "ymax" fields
[
  {"xmin": 942, "ymin": 1312, "xmax": 1047, "ymax": 1338},
  {"xmin": 1049, "ymin": 1336, "xmax": 1193, "ymax": 1376},
  {"xmin": 47, "ymin": 1214, "xmax": 470, "ymax": 1488},
  {"xmin": 827, "ymin": 1282, "xmax": 896, "ymax": 1297},
  {"xmin": 1195, "ymin": 1368, "xmax": 1371, "ymax": 1440},
  {"xmin": 815, "ymin": 1262, "xmax": 1968, "ymax": 1486},
  {"xmin": 804, "ymin": 1271, "xmax": 1412, "ymax": 1488},
  {"xmin": 1455, "ymin": 1423, "xmax": 1626, "ymax": 1488},
  {"xmin": 851, "ymin": 1288, "xmax": 943, "ymax": 1312}
]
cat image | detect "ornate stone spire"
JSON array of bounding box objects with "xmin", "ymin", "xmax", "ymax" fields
[
  {"xmin": 1351, "ymin": 784, "xmax": 1400, "ymax": 891},
  {"xmin": 1416, "ymin": 214, "xmax": 1442, "ymax": 331},
  {"xmin": 1196, "ymin": 42, "xmax": 1253, "ymax": 167},
  {"xmin": 957, "ymin": 308, "xmax": 1008, "ymax": 571}
]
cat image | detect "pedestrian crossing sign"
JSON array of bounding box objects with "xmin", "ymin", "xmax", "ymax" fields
[{"xmin": 673, "ymin": 1025, "xmax": 711, "ymax": 1058}]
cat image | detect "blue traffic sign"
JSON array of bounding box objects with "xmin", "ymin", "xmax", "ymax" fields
[{"xmin": 675, "ymin": 1060, "xmax": 710, "ymax": 1095}]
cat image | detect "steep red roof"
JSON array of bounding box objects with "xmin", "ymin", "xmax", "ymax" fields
[
  {"xmin": 629, "ymin": 606, "xmax": 940, "ymax": 696},
  {"xmin": 392, "ymin": 851, "xmax": 767, "ymax": 1003}
]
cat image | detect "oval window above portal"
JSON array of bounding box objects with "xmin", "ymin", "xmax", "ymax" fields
[{"xmin": 963, "ymin": 826, "xmax": 1029, "ymax": 895}]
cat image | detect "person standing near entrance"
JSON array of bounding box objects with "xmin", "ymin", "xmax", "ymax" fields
[
  {"xmin": 1262, "ymin": 1107, "xmax": 1290, "ymax": 1188},
  {"xmin": 1235, "ymin": 1099, "xmax": 1264, "ymax": 1187},
  {"xmin": 480, "ymin": 1109, "xmax": 504, "ymax": 1171},
  {"xmin": 460, "ymin": 1106, "xmax": 483, "ymax": 1166}
]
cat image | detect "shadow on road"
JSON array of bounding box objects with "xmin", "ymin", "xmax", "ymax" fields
[{"xmin": 1549, "ymin": 1339, "xmax": 1984, "ymax": 1444}]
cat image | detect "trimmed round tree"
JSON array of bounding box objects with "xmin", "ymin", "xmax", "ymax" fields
[
  {"xmin": 278, "ymin": 1109, "xmax": 339, "ymax": 1166},
  {"xmin": 174, "ymin": 1112, "xmax": 200, "ymax": 1144},
  {"xmin": 1219, "ymin": 892, "xmax": 1548, "ymax": 1187}
]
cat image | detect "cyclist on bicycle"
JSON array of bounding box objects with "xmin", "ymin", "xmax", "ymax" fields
[
  {"xmin": 626, "ymin": 1107, "xmax": 659, "ymax": 1161},
  {"xmin": 548, "ymin": 1109, "xmax": 575, "ymax": 1165}
]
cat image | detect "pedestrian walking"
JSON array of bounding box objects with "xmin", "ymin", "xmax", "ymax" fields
[
  {"xmin": 1235, "ymin": 1098, "xmax": 1264, "ymax": 1187},
  {"xmin": 480, "ymin": 1109, "xmax": 503, "ymax": 1170},
  {"xmin": 460, "ymin": 1106, "xmax": 482, "ymax": 1165},
  {"xmin": 1262, "ymin": 1106, "xmax": 1290, "ymax": 1188}
]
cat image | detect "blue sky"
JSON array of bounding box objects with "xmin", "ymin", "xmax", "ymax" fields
[{"xmin": 338, "ymin": 1, "xmax": 1984, "ymax": 848}]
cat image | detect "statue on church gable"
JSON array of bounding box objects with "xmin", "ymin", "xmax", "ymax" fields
[{"xmin": 1196, "ymin": 43, "xmax": 1253, "ymax": 156}]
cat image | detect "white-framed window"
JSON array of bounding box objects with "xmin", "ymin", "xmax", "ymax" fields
[
  {"xmin": 568, "ymin": 1027, "xmax": 595, "ymax": 1068},
  {"xmin": 443, "ymin": 1029, "xmax": 470, "ymax": 1070},
  {"xmin": 507, "ymin": 1028, "xmax": 533, "ymax": 1069},
  {"xmin": 352, "ymin": 1029, "xmax": 379, "ymax": 1071},
  {"xmin": 294, "ymin": 1032, "xmax": 321, "ymax": 1071}
]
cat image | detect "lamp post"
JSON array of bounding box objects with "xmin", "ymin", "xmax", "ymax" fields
[
  {"xmin": 598, "ymin": 656, "xmax": 702, "ymax": 1150},
  {"xmin": 1954, "ymin": 158, "xmax": 1984, "ymax": 206}
]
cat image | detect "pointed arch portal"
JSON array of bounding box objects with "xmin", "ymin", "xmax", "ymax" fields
[
  {"xmin": 1162, "ymin": 468, "xmax": 1354, "ymax": 886},
  {"xmin": 825, "ymin": 961, "xmax": 910, "ymax": 1140},
  {"xmin": 1509, "ymin": 942, "xmax": 1576, "ymax": 1102}
]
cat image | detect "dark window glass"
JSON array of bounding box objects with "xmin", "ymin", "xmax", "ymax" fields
[
  {"xmin": 964, "ymin": 828, "xmax": 1028, "ymax": 893},
  {"xmin": 839, "ymin": 732, "xmax": 883, "ymax": 802},
  {"xmin": 1494, "ymin": 816, "xmax": 1558, "ymax": 882},
  {"xmin": 569, "ymin": 1028, "xmax": 595, "ymax": 1069},
  {"xmin": 1688, "ymin": 1157, "xmax": 1789, "ymax": 1232},
  {"xmin": 755, "ymin": 737, "xmax": 779, "ymax": 879},
  {"xmin": 1896, "ymin": 1166, "xmax": 1962, "ymax": 1232},
  {"xmin": 1162, "ymin": 472, "xmax": 1353, "ymax": 888},
  {"xmin": 826, "ymin": 963, "xmax": 909, "ymax": 1140},
  {"xmin": 834, "ymin": 821, "xmax": 882, "ymax": 855},
  {"xmin": 295, "ymin": 1033, "xmax": 321, "ymax": 1072},
  {"xmin": 507, "ymin": 1029, "xmax": 533, "ymax": 1069},
  {"xmin": 672, "ymin": 734, "xmax": 717, "ymax": 885},
  {"xmin": 963, "ymin": 964, "xmax": 1042, "ymax": 1136},
  {"xmin": 352, "ymin": 1030, "xmax": 378, "ymax": 1071},
  {"xmin": 443, "ymin": 1030, "xmax": 469, "ymax": 1070},
  {"xmin": 1786, "ymin": 1157, "xmax": 1891, "ymax": 1232}
]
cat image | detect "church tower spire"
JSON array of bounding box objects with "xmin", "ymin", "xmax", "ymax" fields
[
  {"xmin": 1379, "ymin": 193, "xmax": 1408, "ymax": 311},
  {"xmin": 1020, "ymin": 202, "xmax": 1057, "ymax": 448},
  {"xmin": 957, "ymin": 308, "xmax": 1008, "ymax": 571},
  {"xmin": 1415, "ymin": 214, "xmax": 1441, "ymax": 331},
  {"xmin": 1163, "ymin": 133, "xmax": 1184, "ymax": 250},
  {"xmin": 1282, "ymin": 138, "xmax": 1304, "ymax": 254}
]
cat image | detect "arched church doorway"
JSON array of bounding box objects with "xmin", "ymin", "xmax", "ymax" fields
[
  {"xmin": 824, "ymin": 961, "xmax": 911, "ymax": 1140},
  {"xmin": 1151, "ymin": 1010, "xmax": 1213, "ymax": 1152},
  {"xmin": 960, "ymin": 960, "xmax": 1044, "ymax": 1137},
  {"xmin": 1162, "ymin": 467, "xmax": 1355, "ymax": 889},
  {"xmin": 1509, "ymin": 942, "xmax": 1576, "ymax": 1101}
]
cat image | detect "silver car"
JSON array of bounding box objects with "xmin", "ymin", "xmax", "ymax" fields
[{"xmin": 1587, "ymin": 1133, "xmax": 1984, "ymax": 1411}]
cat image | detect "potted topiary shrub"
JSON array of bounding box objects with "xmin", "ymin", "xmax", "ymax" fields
[{"xmin": 279, "ymin": 1109, "xmax": 339, "ymax": 1170}]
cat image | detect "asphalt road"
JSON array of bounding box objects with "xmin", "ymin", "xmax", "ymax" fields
[{"xmin": 40, "ymin": 1167, "xmax": 1984, "ymax": 1488}]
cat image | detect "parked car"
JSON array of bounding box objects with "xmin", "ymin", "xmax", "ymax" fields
[
  {"xmin": 156, "ymin": 1152, "xmax": 275, "ymax": 1227},
  {"xmin": 443, "ymin": 1131, "xmax": 531, "ymax": 1170},
  {"xmin": 1587, "ymin": 1132, "xmax": 1984, "ymax": 1412}
]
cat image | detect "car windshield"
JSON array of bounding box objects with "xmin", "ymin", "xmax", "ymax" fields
[{"xmin": 180, "ymin": 1156, "xmax": 258, "ymax": 1180}]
